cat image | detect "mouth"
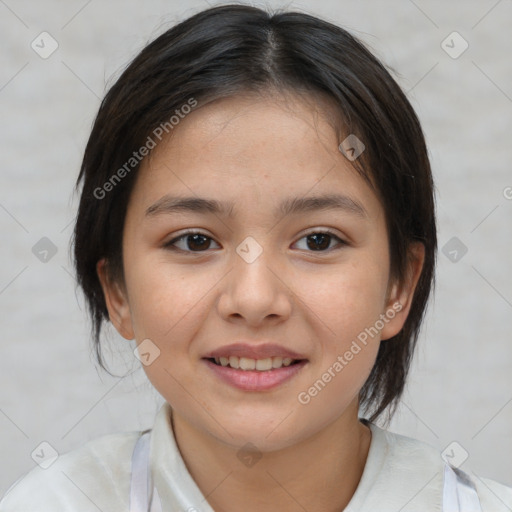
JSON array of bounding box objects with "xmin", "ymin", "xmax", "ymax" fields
[
  {"xmin": 207, "ymin": 355, "xmax": 303, "ymax": 371},
  {"xmin": 202, "ymin": 355, "xmax": 308, "ymax": 391},
  {"xmin": 202, "ymin": 342, "xmax": 308, "ymax": 391}
]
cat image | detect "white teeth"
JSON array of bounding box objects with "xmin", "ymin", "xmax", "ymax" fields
[
  {"xmin": 212, "ymin": 355, "xmax": 298, "ymax": 371},
  {"xmin": 256, "ymin": 358, "xmax": 273, "ymax": 371},
  {"xmin": 239, "ymin": 357, "xmax": 256, "ymax": 370},
  {"xmin": 272, "ymin": 356, "xmax": 283, "ymax": 368}
]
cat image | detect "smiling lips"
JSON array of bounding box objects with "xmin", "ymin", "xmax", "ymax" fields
[{"xmin": 203, "ymin": 342, "xmax": 308, "ymax": 390}]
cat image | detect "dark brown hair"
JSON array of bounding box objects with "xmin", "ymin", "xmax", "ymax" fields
[{"xmin": 73, "ymin": 4, "xmax": 437, "ymax": 423}]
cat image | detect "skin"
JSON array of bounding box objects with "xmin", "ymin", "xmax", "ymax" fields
[{"xmin": 98, "ymin": 91, "xmax": 424, "ymax": 512}]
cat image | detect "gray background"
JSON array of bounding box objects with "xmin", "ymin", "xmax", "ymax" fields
[{"xmin": 1, "ymin": 0, "xmax": 511, "ymax": 495}]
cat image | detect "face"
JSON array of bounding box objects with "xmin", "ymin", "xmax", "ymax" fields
[{"xmin": 98, "ymin": 92, "xmax": 423, "ymax": 452}]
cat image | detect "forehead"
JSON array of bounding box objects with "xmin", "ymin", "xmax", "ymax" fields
[{"xmin": 129, "ymin": 93, "xmax": 382, "ymax": 223}]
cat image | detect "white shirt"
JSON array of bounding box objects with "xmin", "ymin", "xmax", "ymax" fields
[{"xmin": 1, "ymin": 402, "xmax": 511, "ymax": 511}]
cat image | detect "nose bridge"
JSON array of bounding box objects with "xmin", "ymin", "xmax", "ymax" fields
[
  {"xmin": 218, "ymin": 235, "xmax": 291, "ymax": 324},
  {"xmin": 234, "ymin": 234, "xmax": 278, "ymax": 296}
]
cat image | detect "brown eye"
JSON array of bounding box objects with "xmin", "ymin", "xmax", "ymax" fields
[
  {"xmin": 294, "ymin": 230, "xmax": 346, "ymax": 252},
  {"xmin": 185, "ymin": 234, "xmax": 211, "ymax": 251},
  {"xmin": 306, "ymin": 233, "xmax": 330, "ymax": 251},
  {"xmin": 164, "ymin": 232, "xmax": 220, "ymax": 252}
]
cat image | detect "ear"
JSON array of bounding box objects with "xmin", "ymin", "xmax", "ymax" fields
[
  {"xmin": 96, "ymin": 258, "xmax": 134, "ymax": 340},
  {"xmin": 380, "ymin": 242, "xmax": 425, "ymax": 341}
]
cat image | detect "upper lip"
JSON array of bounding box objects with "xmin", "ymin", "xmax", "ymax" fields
[{"xmin": 203, "ymin": 343, "xmax": 307, "ymax": 360}]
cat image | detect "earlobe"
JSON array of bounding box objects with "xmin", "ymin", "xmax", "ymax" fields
[
  {"xmin": 96, "ymin": 259, "xmax": 135, "ymax": 340},
  {"xmin": 380, "ymin": 242, "xmax": 426, "ymax": 341}
]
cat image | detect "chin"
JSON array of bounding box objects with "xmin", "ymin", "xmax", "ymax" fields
[{"xmin": 207, "ymin": 407, "xmax": 311, "ymax": 450}]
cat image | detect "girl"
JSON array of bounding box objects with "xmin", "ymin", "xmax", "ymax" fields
[{"xmin": 1, "ymin": 4, "xmax": 511, "ymax": 511}]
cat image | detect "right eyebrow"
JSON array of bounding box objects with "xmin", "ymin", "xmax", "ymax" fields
[{"xmin": 145, "ymin": 196, "xmax": 236, "ymax": 217}]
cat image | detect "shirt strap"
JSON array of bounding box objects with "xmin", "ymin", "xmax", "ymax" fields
[
  {"xmin": 443, "ymin": 463, "xmax": 483, "ymax": 512},
  {"xmin": 130, "ymin": 431, "xmax": 151, "ymax": 512},
  {"xmin": 130, "ymin": 430, "xmax": 163, "ymax": 512}
]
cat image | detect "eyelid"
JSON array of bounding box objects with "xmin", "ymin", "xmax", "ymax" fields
[{"xmin": 299, "ymin": 227, "xmax": 347, "ymax": 242}]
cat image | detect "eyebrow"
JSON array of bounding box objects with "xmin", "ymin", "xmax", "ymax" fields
[{"xmin": 145, "ymin": 193, "xmax": 367, "ymax": 219}]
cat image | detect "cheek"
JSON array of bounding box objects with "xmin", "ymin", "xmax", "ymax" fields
[
  {"xmin": 294, "ymin": 263, "xmax": 386, "ymax": 420},
  {"xmin": 292, "ymin": 255, "xmax": 387, "ymax": 407},
  {"xmin": 299, "ymin": 257, "xmax": 389, "ymax": 345},
  {"xmin": 124, "ymin": 258, "xmax": 216, "ymax": 407},
  {"xmin": 125, "ymin": 253, "xmax": 208, "ymax": 338}
]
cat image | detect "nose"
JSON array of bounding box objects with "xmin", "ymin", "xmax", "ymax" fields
[{"xmin": 216, "ymin": 240, "xmax": 293, "ymax": 327}]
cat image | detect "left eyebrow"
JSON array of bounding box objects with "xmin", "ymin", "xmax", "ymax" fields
[
  {"xmin": 145, "ymin": 193, "xmax": 368, "ymax": 219},
  {"xmin": 278, "ymin": 194, "xmax": 367, "ymax": 218}
]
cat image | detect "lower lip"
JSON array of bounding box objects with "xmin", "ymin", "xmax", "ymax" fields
[{"xmin": 203, "ymin": 359, "xmax": 308, "ymax": 391}]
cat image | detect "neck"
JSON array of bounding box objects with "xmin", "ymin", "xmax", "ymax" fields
[{"xmin": 171, "ymin": 403, "xmax": 372, "ymax": 512}]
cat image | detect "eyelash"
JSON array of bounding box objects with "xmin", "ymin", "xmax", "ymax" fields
[{"xmin": 163, "ymin": 229, "xmax": 348, "ymax": 254}]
